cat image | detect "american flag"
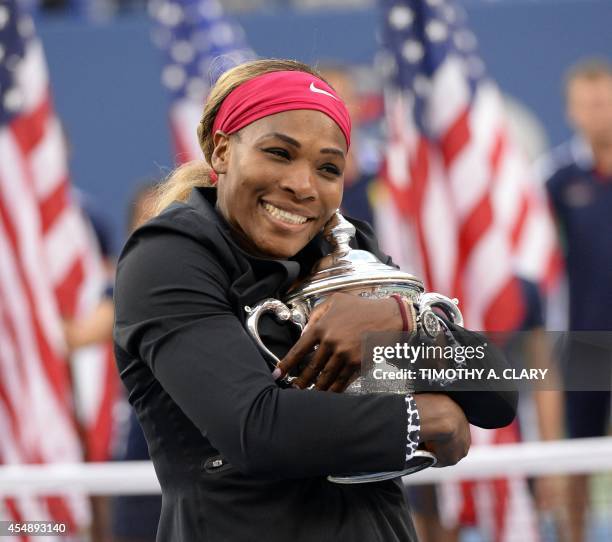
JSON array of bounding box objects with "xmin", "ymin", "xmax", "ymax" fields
[
  {"xmin": 378, "ymin": 1, "xmax": 559, "ymax": 540},
  {"xmin": 378, "ymin": 0, "xmax": 559, "ymax": 332},
  {"xmin": 149, "ymin": 0, "xmax": 256, "ymax": 163},
  {"xmin": 0, "ymin": 0, "xmax": 112, "ymax": 535}
]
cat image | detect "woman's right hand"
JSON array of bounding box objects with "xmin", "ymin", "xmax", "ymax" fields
[
  {"xmin": 414, "ymin": 393, "xmax": 471, "ymax": 467},
  {"xmin": 277, "ymin": 292, "xmax": 404, "ymax": 391}
]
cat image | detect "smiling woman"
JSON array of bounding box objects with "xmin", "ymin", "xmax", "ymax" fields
[{"xmin": 113, "ymin": 59, "xmax": 517, "ymax": 542}]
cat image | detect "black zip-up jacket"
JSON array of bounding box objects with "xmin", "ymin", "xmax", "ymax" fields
[{"xmin": 113, "ymin": 187, "xmax": 517, "ymax": 542}]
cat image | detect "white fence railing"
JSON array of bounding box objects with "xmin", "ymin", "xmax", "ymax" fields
[{"xmin": 1, "ymin": 437, "xmax": 611, "ymax": 496}]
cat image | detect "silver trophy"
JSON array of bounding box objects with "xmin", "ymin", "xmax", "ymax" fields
[{"xmin": 245, "ymin": 212, "xmax": 463, "ymax": 484}]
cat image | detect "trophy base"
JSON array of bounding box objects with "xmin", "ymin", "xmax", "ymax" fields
[{"xmin": 327, "ymin": 450, "xmax": 436, "ymax": 484}]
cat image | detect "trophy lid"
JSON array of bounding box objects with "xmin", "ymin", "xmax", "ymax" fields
[{"xmin": 286, "ymin": 212, "xmax": 423, "ymax": 302}]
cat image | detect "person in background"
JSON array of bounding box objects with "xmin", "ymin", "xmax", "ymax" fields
[
  {"xmin": 63, "ymin": 183, "xmax": 161, "ymax": 542},
  {"xmin": 110, "ymin": 182, "xmax": 161, "ymax": 542},
  {"xmin": 64, "ymin": 184, "xmax": 156, "ymax": 350},
  {"xmin": 62, "ymin": 190, "xmax": 116, "ymax": 350},
  {"xmin": 61, "ymin": 191, "xmax": 116, "ymax": 542},
  {"xmin": 543, "ymin": 58, "xmax": 612, "ymax": 542}
]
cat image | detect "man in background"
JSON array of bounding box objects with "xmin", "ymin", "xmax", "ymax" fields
[{"xmin": 543, "ymin": 58, "xmax": 612, "ymax": 542}]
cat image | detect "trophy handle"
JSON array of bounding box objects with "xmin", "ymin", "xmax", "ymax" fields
[
  {"xmin": 419, "ymin": 293, "xmax": 463, "ymax": 327},
  {"xmin": 244, "ymin": 299, "xmax": 305, "ymax": 385}
]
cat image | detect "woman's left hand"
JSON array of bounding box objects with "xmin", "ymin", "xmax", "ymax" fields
[{"xmin": 276, "ymin": 293, "xmax": 404, "ymax": 392}]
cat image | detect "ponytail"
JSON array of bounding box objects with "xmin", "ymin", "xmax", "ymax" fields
[{"xmin": 153, "ymin": 161, "xmax": 212, "ymax": 216}]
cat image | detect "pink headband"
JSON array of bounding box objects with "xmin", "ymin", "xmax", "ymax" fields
[{"xmin": 212, "ymin": 70, "xmax": 351, "ymax": 149}]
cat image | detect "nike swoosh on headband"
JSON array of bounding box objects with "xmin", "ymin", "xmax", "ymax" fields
[{"xmin": 309, "ymin": 82, "xmax": 339, "ymax": 101}]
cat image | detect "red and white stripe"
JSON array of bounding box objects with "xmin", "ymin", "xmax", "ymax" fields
[
  {"xmin": 0, "ymin": 27, "xmax": 115, "ymax": 537},
  {"xmin": 381, "ymin": 54, "xmax": 558, "ymax": 330}
]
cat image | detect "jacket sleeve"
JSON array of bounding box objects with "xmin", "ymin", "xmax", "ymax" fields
[
  {"xmin": 113, "ymin": 227, "xmax": 409, "ymax": 479},
  {"xmin": 348, "ymin": 217, "xmax": 518, "ymax": 429}
]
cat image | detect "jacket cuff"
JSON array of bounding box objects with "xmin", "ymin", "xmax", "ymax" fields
[{"xmin": 405, "ymin": 394, "xmax": 420, "ymax": 461}]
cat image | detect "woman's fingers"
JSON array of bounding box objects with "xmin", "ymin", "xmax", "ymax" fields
[
  {"xmin": 313, "ymin": 353, "xmax": 347, "ymax": 391},
  {"xmin": 276, "ymin": 326, "xmax": 320, "ymax": 379},
  {"xmin": 276, "ymin": 294, "xmax": 395, "ymax": 385},
  {"xmin": 275, "ymin": 302, "xmax": 331, "ymax": 380},
  {"xmin": 292, "ymin": 343, "xmax": 331, "ymax": 389}
]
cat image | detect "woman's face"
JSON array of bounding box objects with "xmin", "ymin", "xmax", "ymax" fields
[{"xmin": 213, "ymin": 109, "xmax": 346, "ymax": 259}]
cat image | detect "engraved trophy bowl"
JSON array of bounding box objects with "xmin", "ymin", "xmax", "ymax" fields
[{"xmin": 244, "ymin": 212, "xmax": 463, "ymax": 484}]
